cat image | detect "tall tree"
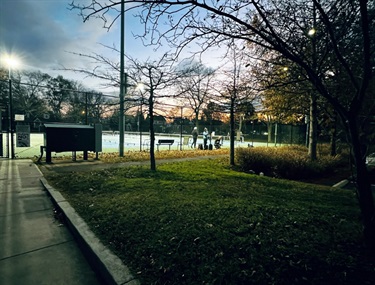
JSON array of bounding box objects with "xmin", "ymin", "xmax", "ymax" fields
[
  {"xmin": 13, "ymin": 71, "xmax": 50, "ymax": 121},
  {"xmin": 212, "ymin": 43, "xmax": 255, "ymax": 165},
  {"xmin": 45, "ymin": 75, "xmax": 74, "ymax": 121},
  {"xmin": 253, "ymin": 59, "xmax": 310, "ymax": 144},
  {"xmin": 126, "ymin": 54, "xmax": 176, "ymax": 170}
]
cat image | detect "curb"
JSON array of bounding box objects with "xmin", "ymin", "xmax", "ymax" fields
[{"xmin": 40, "ymin": 177, "xmax": 140, "ymax": 285}]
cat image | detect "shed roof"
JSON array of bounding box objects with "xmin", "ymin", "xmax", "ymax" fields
[{"xmin": 44, "ymin": 123, "xmax": 93, "ymax": 129}]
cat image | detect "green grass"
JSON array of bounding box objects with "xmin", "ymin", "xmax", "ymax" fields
[{"xmin": 45, "ymin": 157, "xmax": 375, "ymax": 285}]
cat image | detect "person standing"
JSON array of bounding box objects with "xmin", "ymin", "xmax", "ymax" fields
[
  {"xmin": 203, "ymin": 127, "xmax": 208, "ymax": 149},
  {"xmin": 191, "ymin": 127, "xmax": 198, "ymax": 148}
]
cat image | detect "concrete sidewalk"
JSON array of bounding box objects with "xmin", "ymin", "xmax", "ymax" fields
[{"xmin": 0, "ymin": 159, "xmax": 103, "ymax": 285}]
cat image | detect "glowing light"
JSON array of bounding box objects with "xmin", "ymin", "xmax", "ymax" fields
[
  {"xmin": 136, "ymin": 82, "xmax": 146, "ymax": 92},
  {"xmin": 1, "ymin": 53, "xmax": 21, "ymax": 77},
  {"xmin": 5, "ymin": 56, "xmax": 19, "ymax": 69},
  {"xmin": 308, "ymin": 28, "xmax": 316, "ymax": 37}
]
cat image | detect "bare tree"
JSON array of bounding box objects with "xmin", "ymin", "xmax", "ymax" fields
[
  {"xmin": 212, "ymin": 43, "xmax": 257, "ymax": 165},
  {"xmin": 126, "ymin": 54, "xmax": 176, "ymax": 170},
  {"xmin": 70, "ymin": 0, "xmax": 375, "ymax": 246},
  {"xmin": 174, "ymin": 59, "xmax": 215, "ymax": 131},
  {"xmin": 61, "ymin": 46, "xmax": 121, "ymax": 90}
]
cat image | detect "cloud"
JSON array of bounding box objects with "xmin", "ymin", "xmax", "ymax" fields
[
  {"xmin": 0, "ymin": 0, "xmax": 111, "ymax": 72},
  {"xmin": 0, "ymin": 0, "xmax": 224, "ymax": 91}
]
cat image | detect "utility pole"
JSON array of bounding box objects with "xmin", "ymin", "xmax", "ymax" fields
[{"xmin": 9, "ymin": 77, "xmax": 15, "ymax": 159}]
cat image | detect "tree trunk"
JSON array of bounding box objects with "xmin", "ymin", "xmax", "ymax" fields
[
  {"xmin": 230, "ymin": 96, "xmax": 235, "ymax": 166},
  {"xmin": 239, "ymin": 115, "xmax": 243, "ymax": 133},
  {"xmin": 348, "ymin": 117, "xmax": 375, "ymax": 249},
  {"xmin": 195, "ymin": 110, "xmax": 200, "ymax": 129},
  {"xmin": 149, "ymin": 70, "xmax": 156, "ymax": 171},
  {"xmin": 149, "ymin": 100, "xmax": 156, "ymax": 171},
  {"xmin": 308, "ymin": 92, "xmax": 317, "ymax": 160},
  {"xmin": 267, "ymin": 122, "xmax": 272, "ymax": 143}
]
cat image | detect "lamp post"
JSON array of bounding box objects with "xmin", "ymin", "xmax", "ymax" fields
[
  {"xmin": 5, "ymin": 57, "xmax": 18, "ymax": 159},
  {"xmin": 119, "ymin": 0, "xmax": 125, "ymax": 157},
  {"xmin": 8, "ymin": 75, "xmax": 13, "ymax": 158}
]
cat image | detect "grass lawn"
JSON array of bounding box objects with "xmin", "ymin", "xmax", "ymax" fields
[{"xmin": 44, "ymin": 157, "xmax": 375, "ymax": 284}]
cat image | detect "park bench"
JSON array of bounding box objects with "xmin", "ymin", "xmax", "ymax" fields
[{"xmin": 156, "ymin": 139, "xmax": 174, "ymax": 151}]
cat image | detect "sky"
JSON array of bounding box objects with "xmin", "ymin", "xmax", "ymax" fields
[
  {"xmin": 0, "ymin": 0, "xmax": 215, "ymax": 93},
  {"xmin": 0, "ymin": 0, "xmax": 230, "ymax": 96}
]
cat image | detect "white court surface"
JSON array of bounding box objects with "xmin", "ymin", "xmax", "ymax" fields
[{"xmin": 1, "ymin": 132, "xmax": 262, "ymax": 159}]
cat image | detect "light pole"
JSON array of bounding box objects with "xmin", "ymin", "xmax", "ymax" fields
[
  {"xmin": 119, "ymin": 0, "xmax": 125, "ymax": 157},
  {"xmin": 5, "ymin": 57, "xmax": 19, "ymax": 159}
]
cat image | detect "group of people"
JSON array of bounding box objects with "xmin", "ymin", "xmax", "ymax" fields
[{"xmin": 191, "ymin": 127, "xmax": 221, "ymax": 149}]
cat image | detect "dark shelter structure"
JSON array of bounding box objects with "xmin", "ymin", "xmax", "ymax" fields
[{"xmin": 39, "ymin": 123, "xmax": 102, "ymax": 163}]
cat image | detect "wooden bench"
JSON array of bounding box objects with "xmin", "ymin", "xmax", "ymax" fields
[{"xmin": 156, "ymin": 139, "xmax": 174, "ymax": 151}]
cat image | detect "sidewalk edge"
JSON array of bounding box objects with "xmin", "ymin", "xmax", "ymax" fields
[{"xmin": 40, "ymin": 177, "xmax": 140, "ymax": 285}]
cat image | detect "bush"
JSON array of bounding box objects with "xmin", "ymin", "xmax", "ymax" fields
[{"xmin": 236, "ymin": 145, "xmax": 347, "ymax": 180}]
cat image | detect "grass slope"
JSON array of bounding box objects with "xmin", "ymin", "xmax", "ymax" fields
[{"xmin": 45, "ymin": 157, "xmax": 375, "ymax": 285}]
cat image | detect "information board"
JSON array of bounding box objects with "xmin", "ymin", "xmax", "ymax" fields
[{"xmin": 16, "ymin": 125, "xmax": 30, "ymax": 147}]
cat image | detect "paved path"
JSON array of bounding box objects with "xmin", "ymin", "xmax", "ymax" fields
[{"xmin": 0, "ymin": 159, "xmax": 103, "ymax": 285}]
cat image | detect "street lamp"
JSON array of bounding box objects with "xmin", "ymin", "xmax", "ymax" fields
[
  {"xmin": 308, "ymin": 28, "xmax": 316, "ymax": 37},
  {"xmin": 5, "ymin": 56, "xmax": 19, "ymax": 159}
]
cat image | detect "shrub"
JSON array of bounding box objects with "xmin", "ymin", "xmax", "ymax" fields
[{"xmin": 236, "ymin": 145, "xmax": 347, "ymax": 180}]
